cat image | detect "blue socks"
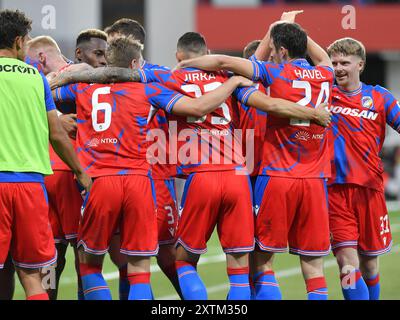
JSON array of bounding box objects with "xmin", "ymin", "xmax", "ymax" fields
[
  {"xmin": 119, "ymin": 265, "xmax": 130, "ymax": 300},
  {"xmin": 80, "ymin": 263, "xmax": 112, "ymax": 300},
  {"xmin": 365, "ymin": 274, "xmax": 380, "ymax": 300},
  {"xmin": 341, "ymin": 269, "xmax": 369, "ymax": 300},
  {"xmin": 227, "ymin": 267, "xmax": 251, "ymax": 300},
  {"xmin": 306, "ymin": 277, "xmax": 328, "ymax": 300},
  {"xmin": 128, "ymin": 272, "xmax": 153, "ymax": 300},
  {"xmin": 176, "ymin": 260, "xmax": 207, "ymax": 300},
  {"xmin": 254, "ymin": 270, "xmax": 282, "ymax": 300}
]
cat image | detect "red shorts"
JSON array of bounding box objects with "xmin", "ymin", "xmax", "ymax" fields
[
  {"xmin": 154, "ymin": 178, "xmax": 178, "ymax": 245},
  {"xmin": 77, "ymin": 175, "xmax": 158, "ymax": 256},
  {"xmin": 328, "ymin": 184, "xmax": 392, "ymax": 256},
  {"xmin": 0, "ymin": 183, "xmax": 56, "ymax": 269},
  {"xmin": 254, "ymin": 176, "xmax": 331, "ymax": 256},
  {"xmin": 176, "ymin": 171, "xmax": 254, "ymax": 255},
  {"xmin": 45, "ymin": 171, "xmax": 83, "ymax": 244}
]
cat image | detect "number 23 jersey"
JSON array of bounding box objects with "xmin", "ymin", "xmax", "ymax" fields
[
  {"xmin": 140, "ymin": 67, "xmax": 256, "ymax": 175},
  {"xmin": 251, "ymin": 59, "xmax": 334, "ymax": 178}
]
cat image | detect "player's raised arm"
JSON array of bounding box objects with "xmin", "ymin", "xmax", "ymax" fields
[
  {"xmin": 307, "ymin": 36, "xmax": 333, "ymax": 69},
  {"xmin": 254, "ymin": 26, "xmax": 273, "ymax": 62},
  {"xmin": 49, "ymin": 66, "xmax": 142, "ymax": 89},
  {"xmin": 244, "ymin": 90, "xmax": 331, "ymax": 127},
  {"xmin": 177, "ymin": 54, "xmax": 254, "ymax": 80}
]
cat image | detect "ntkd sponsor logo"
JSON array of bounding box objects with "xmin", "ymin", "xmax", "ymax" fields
[
  {"xmin": 86, "ymin": 138, "xmax": 118, "ymax": 147},
  {"xmin": 295, "ymin": 131, "xmax": 310, "ymax": 141}
]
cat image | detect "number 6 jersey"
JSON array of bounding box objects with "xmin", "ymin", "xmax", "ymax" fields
[{"xmin": 251, "ymin": 59, "xmax": 334, "ymax": 178}]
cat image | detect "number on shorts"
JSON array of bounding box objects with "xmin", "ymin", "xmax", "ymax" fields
[
  {"xmin": 380, "ymin": 214, "xmax": 390, "ymax": 235},
  {"xmin": 165, "ymin": 205, "xmax": 175, "ymax": 225}
]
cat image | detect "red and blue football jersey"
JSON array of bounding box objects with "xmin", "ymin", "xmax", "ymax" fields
[
  {"xmin": 139, "ymin": 67, "xmax": 257, "ymax": 175},
  {"xmin": 55, "ymin": 82, "xmax": 184, "ymax": 178},
  {"xmin": 328, "ymin": 84, "xmax": 400, "ymax": 192},
  {"xmin": 251, "ymin": 59, "xmax": 334, "ymax": 178}
]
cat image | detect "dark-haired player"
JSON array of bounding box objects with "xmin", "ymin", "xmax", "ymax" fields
[
  {"xmin": 75, "ymin": 28, "xmax": 107, "ymax": 68},
  {"xmin": 105, "ymin": 18, "xmax": 146, "ymax": 44},
  {"xmin": 75, "ymin": 28, "xmax": 136, "ymax": 299},
  {"xmin": 105, "ymin": 18, "xmax": 166, "ymax": 71},
  {"xmin": 177, "ymin": 22, "xmax": 334, "ymax": 300}
]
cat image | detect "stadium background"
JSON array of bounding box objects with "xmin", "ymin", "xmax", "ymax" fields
[{"xmin": 1, "ymin": 0, "xmax": 400, "ymax": 299}]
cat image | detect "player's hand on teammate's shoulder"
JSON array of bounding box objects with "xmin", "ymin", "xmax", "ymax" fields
[
  {"xmin": 59, "ymin": 113, "xmax": 78, "ymax": 139},
  {"xmin": 230, "ymin": 75, "xmax": 254, "ymax": 88},
  {"xmin": 280, "ymin": 10, "xmax": 304, "ymax": 23},
  {"xmin": 315, "ymin": 103, "xmax": 332, "ymax": 127},
  {"xmin": 49, "ymin": 72, "xmax": 68, "ymax": 90}
]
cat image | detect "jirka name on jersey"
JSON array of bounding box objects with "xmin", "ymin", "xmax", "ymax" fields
[
  {"xmin": 293, "ymin": 69, "xmax": 326, "ymax": 80},
  {"xmin": 184, "ymin": 72, "xmax": 217, "ymax": 82}
]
